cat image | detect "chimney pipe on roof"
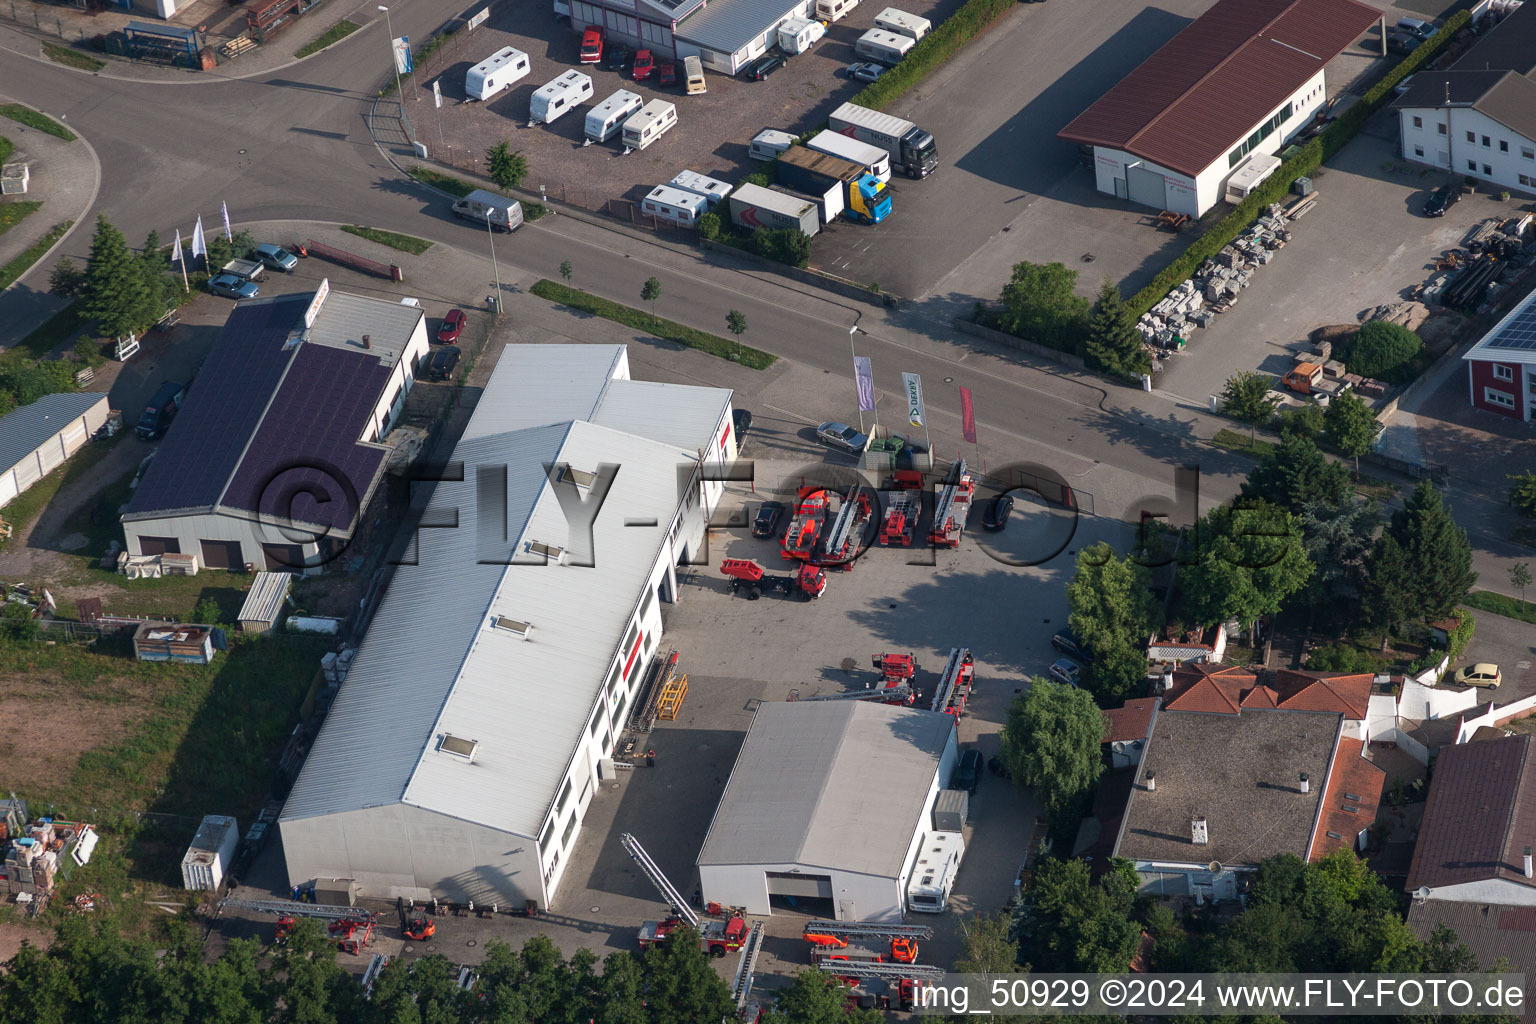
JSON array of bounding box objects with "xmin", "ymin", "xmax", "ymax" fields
[
  {"xmin": 1191, "ymin": 815, "xmax": 1208, "ymax": 846},
  {"xmin": 1145, "ymin": 770, "xmax": 1156, "ymax": 792},
  {"xmin": 1525, "ymin": 847, "xmax": 1532, "ymax": 879},
  {"xmin": 362, "ymin": 334, "xmax": 372, "ymax": 349},
  {"xmin": 1300, "ymin": 772, "xmax": 1311, "ymax": 794}
]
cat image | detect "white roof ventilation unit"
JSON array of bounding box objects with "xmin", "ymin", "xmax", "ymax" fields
[
  {"xmin": 491, "ymin": 615, "xmax": 534, "ymax": 640},
  {"xmin": 525, "ymin": 540, "xmax": 568, "ymax": 564}
]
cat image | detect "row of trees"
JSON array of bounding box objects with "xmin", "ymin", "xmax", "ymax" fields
[
  {"xmin": 0, "ymin": 916, "xmax": 876, "ymax": 1024},
  {"xmin": 990, "ymin": 262, "xmax": 1150, "ymax": 379}
]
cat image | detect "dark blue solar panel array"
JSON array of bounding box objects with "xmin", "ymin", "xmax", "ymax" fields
[
  {"xmin": 1486, "ymin": 303, "xmax": 1536, "ymax": 352},
  {"xmin": 224, "ymin": 343, "xmax": 391, "ymax": 531},
  {"xmin": 126, "ymin": 297, "xmax": 308, "ymax": 517}
]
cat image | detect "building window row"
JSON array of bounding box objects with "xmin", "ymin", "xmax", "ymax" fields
[
  {"xmin": 1521, "ymin": 174, "xmax": 1536, "ymax": 188},
  {"xmin": 1484, "ymin": 387, "xmax": 1516, "ymax": 411},
  {"xmin": 1227, "ymin": 103, "xmax": 1294, "ymax": 168}
]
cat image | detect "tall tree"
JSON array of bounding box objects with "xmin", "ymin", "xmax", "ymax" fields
[
  {"xmin": 1324, "ymin": 391, "xmax": 1378, "ymax": 479},
  {"xmin": 559, "ymin": 258, "xmax": 574, "ymax": 285},
  {"xmin": 1177, "ymin": 500, "xmax": 1312, "ymax": 632},
  {"xmin": 594, "ymin": 951, "xmax": 648, "ymax": 1024},
  {"xmin": 764, "ymin": 971, "xmax": 882, "ymax": 1024},
  {"xmin": 1220, "ymin": 370, "xmax": 1280, "ymax": 443},
  {"xmin": 1000, "ymin": 679, "xmax": 1104, "ymax": 820},
  {"xmin": 1067, "ymin": 543, "xmax": 1162, "ymax": 706},
  {"xmin": 1240, "ymin": 434, "xmax": 1352, "ymax": 513},
  {"xmin": 1511, "ymin": 563, "xmax": 1532, "ymax": 606},
  {"xmin": 1386, "ymin": 481, "xmax": 1476, "ymax": 618},
  {"xmin": 641, "ymin": 926, "xmax": 735, "ymax": 1024},
  {"xmin": 1363, "ymin": 532, "xmax": 1414, "ymax": 643},
  {"xmin": 1014, "ymin": 858, "xmax": 1141, "ymax": 973},
  {"xmin": 1509, "ymin": 470, "xmax": 1536, "ymax": 519},
  {"xmin": 487, "ymin": 141, "xmax": 529, "ymax": 190},
  {"xmin": 996, "ymin": 261, "xmax": 1092, "ymax": 353},
  {"xmin": 726, "ymin": 309, "xmax": 748, "ymax": 361},
  {"xmin": 1084, "ymin": 279, "xmax": 1145, "ymax": 378},
  {"xmin": 1300, "ymin": 499, "xmax": 1379, "ymax": 610},
  {"xmin": 957, "ymin": 912, "xmax": 1024, "ymax": 972},
  {"xmin": 80, "ymin": 215, "xmax": 155, "ymax": 339}
]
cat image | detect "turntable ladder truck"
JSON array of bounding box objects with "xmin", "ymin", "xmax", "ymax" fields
[
  {"xmin": 930, "ymin": 647, "xmax": 975, "ymax": 719},
  {"xmin": 788, "ymin": 685, "xmax": 914, "ymax": 704},
  {"xmin": 822, "ymin": 489, "xmax": 873, "ymax": 569},
  {"xmin": 803, "ymin": 919, "xmax": 932, "ymax": 963},
  {"xmin": 815, "ymin": 958, "xmax": 944, "ymax": 1010},
  {"xmin": 220, "ymin": 898, "xmax": 375, "ymax": 950},
  {"xmin": 732, "ymin": 919, "xmax": 766, "ymax": 1018},
  {"xmin": 871, "ymin": 651, "xmax": 919, "ymax": 705},
  {"xmin": 782, "ymin": 488, "xmax": 829, "ymax": 562},
  {"xmin": 929, "ymin": 460, "xmax": 974, "ymax": 548},
  {"xmin": 620, "ymin": 833, "xmax": 750, "ymax": 957},
  {"xmin": 879, "ymin": 488, "xmax": 920, "ymax": 546}
]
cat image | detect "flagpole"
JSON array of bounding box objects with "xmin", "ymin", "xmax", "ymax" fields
[{"xmin": 174, "ymin": 230, "xmax": 188, "ymax": 291}]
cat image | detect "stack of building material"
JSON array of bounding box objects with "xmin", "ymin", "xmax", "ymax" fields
[
  {"xmin": 321, "ymin": 646, "xmax": 357, "ymax": 685},
  {"xmin": 5, "ymin": 821, "xmax": 59, "ymax": 898}
]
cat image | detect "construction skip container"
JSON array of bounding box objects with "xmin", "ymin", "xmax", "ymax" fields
[
  {"xmin": 642, "ymin": 184, "xmax": 709, "ymax": 227},
  {"xmin": 907, "ymin": 829, "xmax": 964, "ymax": 912},
  {"xmin": 669, "ymin": 169, "xmax": 733, "ymax": 208},
  {"xmin": 806, "ymin": 129, "xmax": 891, "ymax": 183},
  {"xmin": 622, "ymin": 99, "xmax": 677, "ymax": 152},
  {"xmin": 530, "ymin": 69, "xmax": 594, "ymax": 124},
  {"xmin": 465, "ymin": 47, "xmax": 530, "ymax": 101},
  {"xmin": 729, "ymin": 182, "xmax": 820, "ymax": 236},
  {"xmin": 586, "ymin": 88, "xmax": 643, "ymax": 142},
  {"xmin": 854, "ymin": 28, "xmax": 914, "ymax": 66},
  {"xmin": 871, "ymin": 6, "xmax": 930, "ymax": 40}
]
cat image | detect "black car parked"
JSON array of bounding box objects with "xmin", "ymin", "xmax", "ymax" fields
[
  {"xmin": 741, "ymin": 51, "xmax": 787, "ymax": 80},
  {"xmin": 1424, "ymin": 184, "xmax": 1464, "ymax": 217},
  {"xmin": 602, "ymin": 43, "xmax": 633, "ymax": 71},
  {"xmin": 951, "ymin": 749, "xmax": 984, "ymax": 794},
  {"xmin": 426, "ymin": 345, "xmax": 461, "ymax": 381},
  {"xmin": 1051, "ymin": 629, "xmax": 1092, "ymax": 664},
  {"xmin": 753, "ymin": 500, "xmax": 785, "ymax": 538},
  {"xmin": 982, "ymin": 494, "xmax": 1014, "ymax": 530}
]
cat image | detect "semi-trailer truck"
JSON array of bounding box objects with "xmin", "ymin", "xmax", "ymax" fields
[
  {"xmin": 828, "ymin": 101, "xmax": 938, "ymax": 179},
  {"xmin": 728, "ymin": 182, "xmax": 819, "ymax": 237},
  {"xmin": 777, "ymin": 146, "xmax": 892, "ymax": 225}
]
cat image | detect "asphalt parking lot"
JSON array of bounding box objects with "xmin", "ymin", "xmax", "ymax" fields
[
  {"xmin": 407, "ymin": 0, "xmax": 964, "ymax": 212},
  {"xmin": 1458, "ymin": 608, "xmax": 1536, "ymax": 703}
]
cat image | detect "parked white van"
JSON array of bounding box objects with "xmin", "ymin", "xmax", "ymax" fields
[
  {"xmin": 778, "ymin": 16, "xmax": 826, "ymax": 54},
  {"xmin": 642, "ymin": 185, "xmax": 708, "ymax": 227},
  {"xmin": 530, "ymin": 70, "xmax": 593, "ymax": 125},
  {"xmin": 814, "ymin": 0, "xmax": 859, "ymax": 22},
  {"xmin": 872, "ymin": 7, "xmax": 930, "ymax": 40},
  {"xmin": 669, "ymin": 170, "xmax": 732, "ymax": 208},
  {"xmin": 585, "ymin": 88, "xmax": 643, "ymax": 143},
  {"xmin": 907, "ymin": 830, "xmax": 964, "ymax": 913},
  {"xmin": 854, "ymin": 28, "xmax": 914, "ymax": 66},
  {"xmin": 621, "ymin": 99, "xmax": 677, "ymax": 152},
  {"xmin": 465, "ymin": 47, "xmax": 530, "ymax": 101},
  {"xmin": 748, "ymin": 129, "xmax": 797, "ymax": 161}
]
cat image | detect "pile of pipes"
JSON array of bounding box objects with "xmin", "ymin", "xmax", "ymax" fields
[
  {"xmin": 1137, "ymin": 204, "xmax": 1295, "ymax": 350},
  {"xmin": 1420, "ymin": 216, "xmax": 1535, "ymax": 309}
]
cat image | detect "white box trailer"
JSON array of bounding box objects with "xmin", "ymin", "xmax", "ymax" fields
[
  {"xmin": 669, "ymin": 170, "xmax": 733, "ymax": 208},
  {"xmin": 642, "ymin": 184, "xmax": 709, "ymax": 227},
  {"xmin": 907, "ymin": 829, "xmax": 964, "ymax": 913},
  {"xmin": 872, "ymin": 7, "xmax": 930, "ymax": 40},
  {"xmin": 622, "ymin": 99, "xmax": 677, "ymax": 151},
  {"xmin": 828, "ymin": 101, "xmax": 938, "ymax": 178},
  {"xmin": 586, "ymin": 88, "xmax": 643, "ymax": 142},
  {"xmin": 855, "ymin": 28, "xmax": 914, "ymax": 66},
  {"xmin": 805, "ymin": 129, "xmax": 891, "ymax": 183},
  {"xmin": 815, "ymin": 0, "xmax": 858, "ymax": 21},
  {"xmin": 181, "ymin": 814, "xmax": 239, "ymax": 891},
  {"xmin": 465, "ymin": 47, "xmax": 530, "ymax": 101},
  {"xmin": 1224, "ymin": 150, "xmax": 1282, "ymax": 204},
  {"xmin": 778, "ymin": 16, "xmax": 826, "ymax": 54},
  {"xmin": 530, "ymin": 69, "xmax": 593, "ymax": 124},
  {"xmin": 729, "ymin": 182, "xmax": 820, "ymax": 237},
  {"xmin": 771, "ymin": 181, "xmax": 843, "ymax": 225},
  {"xmin": 749, "ymin": 129, "xmax": 797, "ymax": 161}
]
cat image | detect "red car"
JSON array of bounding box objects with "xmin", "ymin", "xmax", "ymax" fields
[
  {"xmin": 579, "ymin": 27, "xmax": 603, "ymax": 64},
  {"xmin": 436, "ymin": 308, "xmax": 466, "ymax": 344},
  {"xmin": 658, "ymin": 60, "xmax": 677, "ymax": 87},
  {"xmin": 632, "ymin": 49, "xmax": 655, "ymax": 80}
]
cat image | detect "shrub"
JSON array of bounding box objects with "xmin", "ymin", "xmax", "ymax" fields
[
  {"xmin": 741, "ymin": 172, "xmax": 770, "ymax": 189},
  {"xmin": 697, "ymin": 211, "xmax": 721, "ymax": 241},
  {"xmin": 0, "ymin": 602, "xmax": 38, "ymax": 643},
  {"xmin": 193, "ymin": 597, "xmax": 224, "ymax": 625},
  {"xmin": 1340, "ymin": 321, "xmax": 1422, "ymax": 382},
  {"xmin": 748, "ymin": 227, "xmax": 812, "ymax": 268},
  {"xmin": 1276, "ymin": 403, "xmax": 1325, "ymax": 441},
  {"xmin": 1307, "ymin": 644, "xmax": 1381, "ymax": 673},
  {"xmin": 1447, "ymin": 612, "xmax": 1476, "ymax": 663}
]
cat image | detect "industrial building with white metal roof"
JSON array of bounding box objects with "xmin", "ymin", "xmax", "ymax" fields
[
  {"xmin": 697, "ymin": 701, "xmax": 959, "ymax": 921},
  {"xmin": 280, "ymin": 344, "xmax": 736, "ymax": 908}
]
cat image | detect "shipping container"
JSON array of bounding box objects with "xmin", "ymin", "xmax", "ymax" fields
[
  {"xmin": 530, "ymin": 69, "xmax": 594, "ymax": 124},
  {"xmin": 585, "ymin": 88, "xmax": 643, "ymax": 142},
  {"xmin": 181, "ymin": 814, "xmax": 240, "ymax": 891},
  {"xmin": 805, "ymin": 129, "xmax": 891, "ymax": 183},
  {"xmin": 854, "ymin": 28, "xmax": 914, "ymax": 66},
  {"xmin": 622, "ymin": 99, "xmax": 677, "ymax": 151},
  {"xmin": 871, "ymin": 6, "xmax": 930, "ymax": 40},
  {"xmin": 729, "ymin": 182, "xmax": 820, "ymax": 236},
  {"xmin": 669, "ymin": 169, "xmax": 733, "ymax": 208},
  {"xmin": 933, "ymin": 789, "xmax": 968, "ymax": 833},
  {"xmin": 465, "ymin": 47, "xmax": 531, "ymax": 101},
  {"xmin": 642, "ymin": 185, "xmax": 709, "ymax": 227}
]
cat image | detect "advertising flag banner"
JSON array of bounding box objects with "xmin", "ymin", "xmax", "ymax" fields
[
  {"xmin": 466, "ymin": 6, "xmax": 490, "ymax": 29},
  {"xmin": 433, "ymin": 78, "xmax": 443, "ymax": 108},
  {"xmin": 900, "ymin": 372, "xmax": 925, "ymax": 428},
  {"xmin": 960, "ymin": 386, "xmax": 977, "ymax": 443},
  {"xmin": 392, "ymin": 36, "xmax": 413, "ymax": 74},
  {"xmin": 191, "ymin": 216, "xmax": 206, "ymax": 258},
  {"xmin": 854, "ymin": 356, "xmax": 875, "ymax": 413},
  {"xmin": 171, "ymin": 228, "xmax": 183, "ymax": 263},
  {"xmin": 221, "ymin": 201, "xmax": 233, "ymax": 241}
]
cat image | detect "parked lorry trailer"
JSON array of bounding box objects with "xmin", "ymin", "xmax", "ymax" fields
[
  {"xmin": 729, "ymin": 182, "xmax": 819, "ymax": 237},
  {"xmin": 805, "ymin": 130, "xmax": 891, "ymax": 183},
  {"xmin": 777, "ymin": 147, "xmax": 891, "ymax": 225},
  {"xmin": 829, "ymin": 101, "xmax": 938, "ymax": 179},
  {"xmin": 771, "ymin": 182, "xmax": 842, "ymax": 225}
]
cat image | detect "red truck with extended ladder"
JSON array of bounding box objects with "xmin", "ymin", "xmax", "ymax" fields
[
  {"xmin": 821, "ymin": 488, "xmax": 874, "ymax": 569},
  {"xmin": 879, "ymin": 470, "xmax": 924, "ymax": 546},
  {"xmin": 782, "ymin": 487, "xmax": 829, "ymax": 562},
  {"xmin": 930, "ymin": 646, "xmax": 975, "ymax": 720},
  {"xmin": 803, "ymin": 919, "xmax": 932, "ymax": 964},
  {"xmin": 220, "ymin": 897, "xmax": 377, "ymax": 954},
  {"xmin": 621, "ymin": 833, "xmax": 752, "ymax": 958},
  {"xmin": 816, "ymin": 958, "xmax": 944, "ymax": 1011},
  {"xmin": 721, "ymin": 558, "xmax": 826, "ymax": 600},
  {"xmin": 929, "ymin": 460, "xmax": 974, "ymax": 548},
  {"xmin": 871, "ymin": 652, "xmax": 918, "ymax": 705}
]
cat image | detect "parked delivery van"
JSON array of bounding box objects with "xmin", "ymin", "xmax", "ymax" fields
[{"xmin": 465, "ymin": 47, "xmax": 530, "ymax": 101}]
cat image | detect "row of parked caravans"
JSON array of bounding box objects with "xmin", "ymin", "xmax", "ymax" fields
[
  {"xmin": 640, "ymin": 170, "xmax": 733, "ymax": 227},
  {"xmin": 512, "ymin": 72, "xmax": 679, "ymax": 152}
]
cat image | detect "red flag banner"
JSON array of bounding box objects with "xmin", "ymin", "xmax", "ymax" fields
[{"xmin": 959, "ymin": 386, "xmax": 977, "ymax": 444}]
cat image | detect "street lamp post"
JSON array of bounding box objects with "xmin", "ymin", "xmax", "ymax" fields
[
  {"xmin": 486, "ymin": 215, "xmax": 503, "ymax": 314},
  {"xmin": 378, "ymin": 5, "xmax": 405, "ymax": 102}
]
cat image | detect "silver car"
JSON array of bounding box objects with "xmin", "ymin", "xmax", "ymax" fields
[
  {"xmin": 1048, "ymin": 659, "xmax": 1081, "ymax": 687},
  {"xmin": 254, "ymin": 243, "xmax": 299, "ymax": 272},
  {"xmin": 815, "ymin": 421, "xmax": 868, "ymax": 455}
]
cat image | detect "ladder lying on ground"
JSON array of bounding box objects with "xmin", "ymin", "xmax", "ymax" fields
[
  {"xmin": 619, "ymin": 832, "xmax": 698, "ymax": 927},
  {"xmin": 220, "ymin": 898, "xmax": 372, "ymax": 922}
]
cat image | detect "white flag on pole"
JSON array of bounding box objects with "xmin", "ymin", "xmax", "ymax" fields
[
  {"xmin": 191, "ymin": 216, "xmax": 206, "ymax": 259},
  {"xmin": 171, "ymin": 228, "xmax": 183, "ymax": 263},
  {"xmin": 221, "ymin": 201, "xmax": 233, "ymax": 241}
]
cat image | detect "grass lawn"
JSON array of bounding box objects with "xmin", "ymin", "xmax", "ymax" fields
[
  {"xmin": 295, "ymin": 18, "xmax": 359, "ymax": 57},
  {"xmin": 4, "ymin": 304, "xmax": 86, "ymax": 366},
  {"xmin": 530, "ymin": 280, "xmax": 776, "ymax": 369},
  {"xmin": 0, "ymin": 220, "xmax": 71, "ymax": 291},
  {"xmin": 1210, "ymin": 428, "xmax": 1275, "ymax": 458},
  {"xmin": 1461, "ymin": 590, "xmax": 1536, "ymax": 625},
  {"xmin": 0, "ymin": 134, "xmax": 11, "ymax": 164},
  {"xmin": 341, "ymin": 224, "xmax": 432, "ymax": 255},
  {"xmin": 0, "ymin": 199, "xmax": 41, "ymax": 237},
  {"xmin": 42, "ymin": 42, "xmax": 105, "ymax": 71},
  {"xmin": 408, "ymin": 165, "xmax": 475, "ymax": 198},
  {"xmin": 0, "ymin": 103, "xmax": 76, "ymax": 141}
]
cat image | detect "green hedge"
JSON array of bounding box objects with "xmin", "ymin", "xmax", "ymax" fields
[
  {"xmin": 850, "ymin": 0, "xmax": 1016, "ymax": 109},
  {"xmin": 1461, "ymin": 591, "xmax": 1536, "ymax": 625},
  {"xmin": 1447, "ymin": 610, "xmax": 1477, "ymax": 663},
  {"xmin": 1128, "ymin": 10, "xmax": 1470, "ymax": 318}
]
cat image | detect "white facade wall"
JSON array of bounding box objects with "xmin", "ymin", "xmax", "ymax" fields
[
  {"xmin": 1424, "ymin": 878, "xmax": 1536, "ymax": 906},
  {"xmin": 0, "ymin": 397, "xmax": 108, "ymax": 509},
  {"xmin": 1091, "ymin": 70, "xmax": 1326, "ymax": 216},
  {"xmin": 699, "ymin": 862, "xmax": 907, "ymax": 921},
  {"xmin": 674, "ymin": 0, "xmax": 811, "ymax": 74},
  {"xmin": 123, "ymin": 511, "xmax": 324, "ymax": 570},
  {"xmin": 365, "ymin": 319, "xmax": 430, "ymax": 441},
  {"xmin": 1399, "ymin": 104, "xmax": 1536, "ymax": 194}
]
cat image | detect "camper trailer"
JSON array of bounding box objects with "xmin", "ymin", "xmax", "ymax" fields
[
  {"xmin": 669, "ymin": 170, "xmax": 733, "ymax": 208},
  {"xmin": 530, "ymin": 69, "xmax": 594, "ymax": 124},
  {"xmin": 465, "ymin": 47, "xmax": 530, "ymax": 101},
  {"xmin": 907, "ymin": 830, "xmax": 965, "ymax": 913},
  {"xmin": 778, "ymin": 16, "xmax": 826, "ymax": 54},
  {"xmin": 749, "ymin": 129, "xmax": 797, "ymax": 162},
  {"xmin": 805, "ymin": 129, "xmax": 891, "ymax": 183},
  {"xmin": 585, "ymin": 88, "xmax": 643, "ymax": 142},
  {"xmin": 621, "ymin": 99, "xmax": 677, "ymax": 151},
  {"xmin": 854, "ymin": 28, "xmax": 915, "ymax": 66},
  {"xmin": 871, "ymin": 7, "xmax": 930, "ymax": 40},
  {"xmin": 641, "ymin": 185, "xmax": 709, "ymax": 227},
  {"xmin": 814, "ymin": 0, "xmax": 859, "ymax": 22}
]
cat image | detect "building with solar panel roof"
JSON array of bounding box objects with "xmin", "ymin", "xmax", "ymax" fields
[
  {"xmin": 1464, "ymin": 284, "xmax": 1536, "ymax": 420},
  {"xmin": 120, "ymin": 283, "xmax": 431, "ymax": 571},
  {"xmin": 279, "ymin": 345, "xmax": 738, "ymax": 909}
]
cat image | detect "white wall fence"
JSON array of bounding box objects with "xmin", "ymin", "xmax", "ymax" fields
[{"xmin": 1456, "ymin": 692, "xmax": 1536, "ymax": 744}]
